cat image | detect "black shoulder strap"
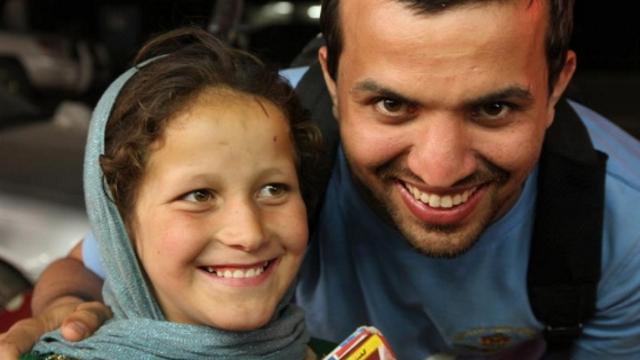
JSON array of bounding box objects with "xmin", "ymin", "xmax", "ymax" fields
[
  {"xmin": 528, "ymin": 100, "xmax": 608, "ymax": 351},
  {"xmin": 290, "ymin": 34, "xmax": 325, "ymax": 68},
  {"xmin": 294, "ymin": 61, "xmax": 340, "ymax": 230}
]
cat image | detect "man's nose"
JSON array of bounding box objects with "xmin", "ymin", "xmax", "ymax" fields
[
  {"xmin": 214, "ymin": 199, "xmax": 267, "ymax": 252},
  {"xmin": 407, "ymin": 113, "xmax": 477, "ymax": 188}
]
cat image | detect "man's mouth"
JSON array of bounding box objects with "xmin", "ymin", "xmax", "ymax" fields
[
  {"xmin": 398, "ymin": 181, "xmax": 486, "ymax": 225},
  {"xmin": 405, "ymin": 183, "xmax": 478, "ymax": 209},
  {"xmin": 199, "ymin": 260, "xmax": 274, "ymax": 279}
]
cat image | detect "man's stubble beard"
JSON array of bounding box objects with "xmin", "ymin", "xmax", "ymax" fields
[{"xmin": 348, "ymin": 156, "xmax": 510, "ymax": 259}]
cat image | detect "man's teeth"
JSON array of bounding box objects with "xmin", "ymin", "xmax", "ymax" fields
[
  {"xmin": 406, "ymin": 184, "xmax": 476, "ymax": 209},
  {"xmin": 204, "ymin": 262, "xmax": 269, "ymax": 279}
]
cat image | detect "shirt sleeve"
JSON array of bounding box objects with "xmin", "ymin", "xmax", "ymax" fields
[
  {"xmin": 570, "ymin": 101, "xmax": 640, "ymax": 359},
  {"xmin": 572, "ymin": 234, "xmax": 640, "ymax": 359},
  {"xmin": 82, "ymin": 230, "xmax": 106, "ymax": 279},
  {"xmin": 279, "ymin": 66, "xmax": 309, "ymax": 88}
]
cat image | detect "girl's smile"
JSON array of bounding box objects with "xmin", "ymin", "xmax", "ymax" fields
[{"xmin": 198, "ymin": 258, "xmax": 279, "ymax": 287}]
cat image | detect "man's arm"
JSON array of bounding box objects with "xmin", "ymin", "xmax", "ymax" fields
[
  {"xmin": 0, "ymin": 240, "xmax": 112, "ymax": 359},
  {"xmin": 31, "ymin": 242, "xmax": 103, "ymax": 314}
]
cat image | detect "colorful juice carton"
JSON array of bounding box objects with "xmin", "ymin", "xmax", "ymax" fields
[{"xmin": 323, "ymin": 326, "xmax": 397, "ymax": 360}]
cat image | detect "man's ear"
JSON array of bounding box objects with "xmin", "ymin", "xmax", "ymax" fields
[
  {"xmin": 546, "ymin": 50, "xmax": 577, "ymax": 127},
  {"xmin": 318, "ymin": 46, "xmax": 339, "ymax": 118}
]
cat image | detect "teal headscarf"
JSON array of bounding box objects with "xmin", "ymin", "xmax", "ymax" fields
[{"xmin": 33, "ymin": 63, "xmax": 309, "ymax": 359}]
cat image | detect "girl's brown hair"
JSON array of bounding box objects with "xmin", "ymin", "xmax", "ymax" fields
[{"xmin": 100, "ymin": 27, "xmax": 323, "ymax": 224}]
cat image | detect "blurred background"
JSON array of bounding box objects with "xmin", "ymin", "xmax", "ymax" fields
[{"xmin": 1, "ymin": 0, "xmax": 638, "ymax": 330}]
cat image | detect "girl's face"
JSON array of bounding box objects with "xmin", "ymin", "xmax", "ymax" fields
[{"xmin": 131, "ymin": 88, "xmax": 308, "ymax": 331}]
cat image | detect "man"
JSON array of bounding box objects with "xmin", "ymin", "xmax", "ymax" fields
[{"xmin": 2, "ymin": 0, "xmax": 640, "ymax": 358}]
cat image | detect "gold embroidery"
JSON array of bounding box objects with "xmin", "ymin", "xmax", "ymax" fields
[{"xmin": 44, "ymin": 354, "xmax": 77, "ymax": 360}]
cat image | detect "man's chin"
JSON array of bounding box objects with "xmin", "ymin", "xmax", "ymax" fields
[
  {"xmin": 388, "ymin": 202, "xmax": 494, "ymax": 258},
  {"xmin": 400, "ymin": 225, "xmax": 483, "ymax": 258},
  {"xmin": 354, "ymin": 171, "xmax": 500, "ymax": 257}
]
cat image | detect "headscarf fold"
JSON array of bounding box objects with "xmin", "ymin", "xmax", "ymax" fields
[{"xmin": 34, "ymin": 63, "xmax": 309, "ymax": 359}]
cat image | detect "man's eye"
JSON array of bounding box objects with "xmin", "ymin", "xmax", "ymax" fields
[
  {"xmin": 474, "ymin": 102, "xmax": 511, "ymax": 119},
  {"xmin": 374, "ymin": 98, "xmax": 414, "ymax": 117},
  {"xmin": 182, "ymin": 189, "xmax": 213, "ymax": 202},
  {"xmin": 257, "ymin": 184, "xmax": 288, "ymax": 199}
]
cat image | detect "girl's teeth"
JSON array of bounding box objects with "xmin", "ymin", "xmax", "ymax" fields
[{"xmin": 204, "ymin": 262, "xmax": 269, "ymax": 279}]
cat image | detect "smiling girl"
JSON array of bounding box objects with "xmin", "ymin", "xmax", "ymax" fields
[{"xmin": 25, "ymin": 27, "xmax": 323, "ymax": 359}]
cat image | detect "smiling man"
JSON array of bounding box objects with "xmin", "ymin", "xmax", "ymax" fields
[
  {"xmin": 293, "ymin": 0, "xmax": 640, "ymax": 358},
  {"xmin": 2, "ymin": 0, "xmax": 640, "ymax": 359},
  {"xmin": 322, "ymin": 0, "xmax": 566, "ymax": 258}
]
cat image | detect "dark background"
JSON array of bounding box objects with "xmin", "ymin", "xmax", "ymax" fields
[
  {"xmin": 570, "ymin": 2, "xmax": 639, "ymax": 138},
  {"xmin": 1, "ymin": 0, "xmax": 639, "ymax": 137},
  {"xmin": 10, "ymin": 1, "xmax": 640, "ymax": 67}
]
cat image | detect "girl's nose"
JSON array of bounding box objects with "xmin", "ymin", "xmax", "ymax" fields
[{"xmin": 214, "ymin": 199, "xmax": 267, "ymax": 252}]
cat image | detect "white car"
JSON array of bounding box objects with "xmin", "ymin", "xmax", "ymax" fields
[
  {"xmin": 0, "ymin": 104, "xmax": 91, "ymax": 308},
  {"xmin": 0, "ymin": 31, "xmax": 97, "ymax": 97}
]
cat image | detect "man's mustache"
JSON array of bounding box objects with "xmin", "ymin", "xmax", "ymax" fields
[{"xmin": 376, "ymin": 155, "xmax": 510, "ymax": 189}]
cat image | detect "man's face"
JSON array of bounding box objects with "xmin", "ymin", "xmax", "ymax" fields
[{"xmin": 320, "ymin": 0, "xmax": 574, "ymax": 257}]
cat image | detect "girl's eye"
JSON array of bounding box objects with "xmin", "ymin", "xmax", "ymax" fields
[
  {"xmin": 257, "ymin": 184, "xmax": 288, "ymax": 199},
  {"xmin": 182, "ymin": 189, "xmax": 213, "ymax": 203}
]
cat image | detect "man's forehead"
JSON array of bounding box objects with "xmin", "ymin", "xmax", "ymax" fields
[
  {"xmin": 340, "ymin": 0, "xmax": 543, "ymax": 24},
  {"xmin": 336, "ymin": 0, "xmax": 549, "ymax": 98},
  {"xmin": 339, "ymin": 0, "xmax": 547, "ymax": 57}
]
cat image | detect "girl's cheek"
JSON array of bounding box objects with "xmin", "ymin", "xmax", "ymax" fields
[
  {"xmin": 157, "ymin": 217, "xmax": 208, "ymax": 258},
  {"xmin": 284, "ymin": 205, "xmax": 310, "ymax": 254}
]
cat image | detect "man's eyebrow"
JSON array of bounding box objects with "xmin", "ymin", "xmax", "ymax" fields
[
  {"xmin": 352, "ymin": 79, "xmax": 419, "ymax": 104},
  {"xmin": 463, "ymin": 86, "xmax": 533, "ymax": 107},
  {"xmin": 352, "ymin": 80, "xmax": 533, "ymax": 108}
]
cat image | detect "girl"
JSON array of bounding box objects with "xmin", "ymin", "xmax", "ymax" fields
[{"xmin": 25, "ymin": 27, "xmax": 323, "ymax": 359}]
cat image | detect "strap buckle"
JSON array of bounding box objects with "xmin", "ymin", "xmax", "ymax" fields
[{"xmin": 545, "ymin": 323, "xmax": 583, "ymax": 341}]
